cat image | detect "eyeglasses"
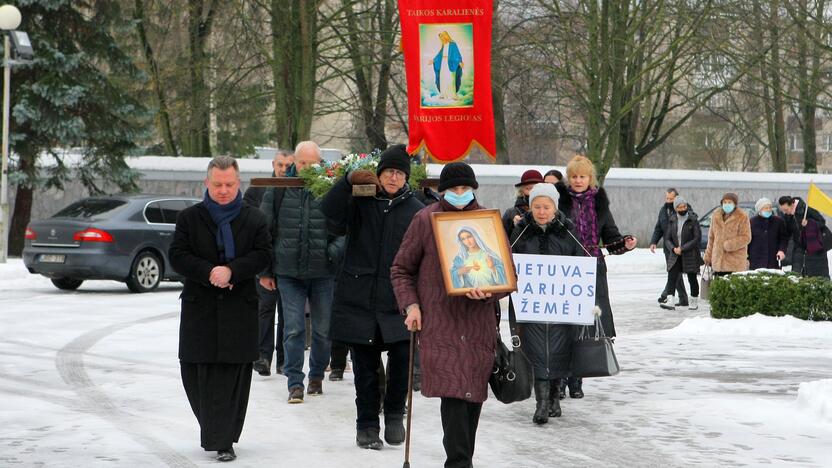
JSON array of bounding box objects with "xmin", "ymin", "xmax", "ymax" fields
[{"xmin": 382, "ymin": 169, "xmax": 406, "ymax": 179}]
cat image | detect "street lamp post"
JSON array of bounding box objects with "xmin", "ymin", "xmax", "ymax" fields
[{"xmin": 0, "ymin": 4, "xmax": 22, "ymax": 263}]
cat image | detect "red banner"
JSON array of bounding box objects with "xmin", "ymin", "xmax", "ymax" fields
[{"xmin": 398, "ymin": 0, "xmax": 496, "ymax": 162}]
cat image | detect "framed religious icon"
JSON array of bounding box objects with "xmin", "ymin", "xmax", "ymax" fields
[{"xmin": 431, "ymin": 209, "xmax": 517, "ymax": 296}]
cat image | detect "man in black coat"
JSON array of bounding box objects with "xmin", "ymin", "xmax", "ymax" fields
[
  {"xmin": 779, "ymin": 196, "xmax": 830, "ymax": 278},
  {"xmin": 320, "ymin": 144, "xmax": 424, "ymax": 450},
  {"xmin": 169, "ymin": 156, "xmax": 272, "ymax": 462},
  {"xmin": 649, "ymin": 188, "xmax": 688, "ymax": 306},
  {"xmin": 243, "ymin": 149, "xmax": 294, "ymax": 376}
]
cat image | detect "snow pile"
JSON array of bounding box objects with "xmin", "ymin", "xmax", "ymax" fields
[
  {"xmin": 731, "ymin": 268, "xmax": 786, "ymax": 276},
  {"xmin": 0, "ymin": 259, "xmax": 51, "ymax": 291},
  {"xmin": 797, "ymin": 380, "xmax": 832, "ymax": 424},
  {"xmin": 604, "ymin": 248, "xmax": 667, "ymax": 274},
  {"xmin": 663, "ymin": 313, "xmax": 832, "ymax": 338}
]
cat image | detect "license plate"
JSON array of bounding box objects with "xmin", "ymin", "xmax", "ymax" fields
[{"xmin": 39, "ymin": 254, "xmax": 66, "ymax": 263}]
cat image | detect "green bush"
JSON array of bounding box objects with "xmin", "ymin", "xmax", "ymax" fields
[{"xmin": 709, "ymin": 273, "xmax": 832, "ymax": 321}]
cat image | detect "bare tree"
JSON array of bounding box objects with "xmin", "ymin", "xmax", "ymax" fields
[{"xmin": 528, "ymin": 0, "xmax": 769, "ymax": 181}]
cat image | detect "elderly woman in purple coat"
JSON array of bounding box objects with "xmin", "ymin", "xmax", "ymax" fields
[{"xmin": 433, "ymin": 31, "xmax": 463, "ymax": 100}]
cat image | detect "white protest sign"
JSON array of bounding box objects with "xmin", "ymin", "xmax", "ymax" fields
[{"xmin": 510, "ymin": 253, "xmax": 597, "ymax": 325}]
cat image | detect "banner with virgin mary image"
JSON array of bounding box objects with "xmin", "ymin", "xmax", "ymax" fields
[{"xmin": 398, "ymin": 0, "xmax": 496, "ymax": 161}]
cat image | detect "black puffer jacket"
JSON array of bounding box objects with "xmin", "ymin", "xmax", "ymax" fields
[
  {"xmin": 510, "ymin": 211, "xmax": 584, "ymax": 380},
  {"xmin": 556, "ymin": 184, "xmax": 627, "ymax": 337},
  {"xmin": 261, "ymin": 186, "xmax": 344, "ymax": 279},
  {"xmin": 664, "ymin": 212, "xmax": 704, "ymax": 273},
  {"xmin": 321, "ymin": 177, "xmax": 424, "ymax": 345}
]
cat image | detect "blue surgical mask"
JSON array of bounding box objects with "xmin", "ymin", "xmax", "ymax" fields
[
  {"xmin": 722, "ymin": 203, "xmax": 735, "ymax": 214},
  {"xmin": 444, "ymin": 190, "xmax": 474, "ymax": 207},
  {"xmin": 760, "ymin": 210, "xmax": 772, "ymax": 219}
]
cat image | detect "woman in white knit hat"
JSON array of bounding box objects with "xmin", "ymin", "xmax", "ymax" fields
[
  {"xmin": 509, "ymin": 183, "xmax": 585, "ymax": 424},
  {"xmin": 748, "ymin": 197, "xmax": 789, "ymax": 270}
]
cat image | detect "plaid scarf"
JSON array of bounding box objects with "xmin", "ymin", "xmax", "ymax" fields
[{"xmin": 569, "ymin": 187, "xmax": 601, "ymax": 257}]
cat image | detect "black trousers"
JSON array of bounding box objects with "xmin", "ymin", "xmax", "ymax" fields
[
  {"xmin": 350, "ymin": 334, "xmax": 410, "ymax": 430},
  {"xmin": 330, "ymin": 340, "xmax": 350, "ymax": 371},
  {"xmin": 440, "ymin": 397, "xmax": 483, "ymax": 468},
  {"xmin": 662, "ymin": 249, "xmax": 688, "ymax": 301},
  {"xmin": 181, "ymin": 362, "xmax": 252, "ymax": 451},
  {"xmin": 256, "ymin": 282, "xmax": 284, "ymax": 366},
  {"xmin": 662, "ymin": 260, "xmax": 699, "ymax": 299}
]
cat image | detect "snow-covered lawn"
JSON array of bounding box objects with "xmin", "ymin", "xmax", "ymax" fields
[{"xmin": 1, "ymin": 250, "xmax": 830, "ymax": 467}]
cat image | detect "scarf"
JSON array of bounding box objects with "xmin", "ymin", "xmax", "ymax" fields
[
  {"xmin": 676, "ymin": 213, "xmax": 689, "ymax": 245},
  {"xmin": 203, "ymin": 189, "xmax": 243, "ymax": 262},
  {"xmin": 569, "ymin": 187, "xmax": 600, "ymax": 257}
]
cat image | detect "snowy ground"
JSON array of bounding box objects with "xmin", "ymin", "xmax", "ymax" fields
[{"xmin": 1, "ymin": 250, "xmax": 831, "ymax": 468}]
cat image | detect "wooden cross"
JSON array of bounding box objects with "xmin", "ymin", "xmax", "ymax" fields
[{"xmin": 250, "ymin": 176, "xmax": 440, "ymax": 197}]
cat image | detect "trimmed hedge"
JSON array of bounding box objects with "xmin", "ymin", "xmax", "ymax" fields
[{"xmin": 709, "ymin": 273, "xmax": 832, "ymax": 321}]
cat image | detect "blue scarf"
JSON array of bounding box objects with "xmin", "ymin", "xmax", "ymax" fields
[{"xmin": 203, "ymin": 189, "xmax": 242, "ymax": 262}]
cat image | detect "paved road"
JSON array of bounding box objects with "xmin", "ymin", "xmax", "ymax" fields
[{"xmin": 0, "ymin": 264, "xmax": 829, "ymax": 467}]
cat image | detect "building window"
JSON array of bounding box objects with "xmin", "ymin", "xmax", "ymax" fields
[
  {"xmin": 789, "ymin": 134, "xmax": 803, "ymax": 151},
  {"xmin": 824, "ymin": 134, "xmax": 832, "ymax": 152}
]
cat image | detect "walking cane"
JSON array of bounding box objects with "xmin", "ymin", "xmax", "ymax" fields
[{"xmin": 403, "ymin": 330, "xmax": 416, "ymax": 468}]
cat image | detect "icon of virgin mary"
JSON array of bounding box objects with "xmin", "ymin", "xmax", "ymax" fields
[
  {"xmin": 432, "ymin": 31, "xmax": 463, "ymax": 100},
  {"xmin": 451, "ymin": 226, "xmax": 507, "ymax": 288}
]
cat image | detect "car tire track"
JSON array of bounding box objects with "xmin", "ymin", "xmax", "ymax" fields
[{"xmin": 56, "ymin": 311, "xmax": 196, "ymax": 468}]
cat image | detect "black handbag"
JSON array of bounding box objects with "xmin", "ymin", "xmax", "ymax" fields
[
  {"xmin": 489, "ymin": 302, "xmax": 533, "ymax": 404},
  {"xmin": 570, "ymin": 312, "xmax": 620, "ymax": 378}
]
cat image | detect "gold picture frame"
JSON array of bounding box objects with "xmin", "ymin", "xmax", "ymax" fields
[{"xmin": 430, "ymin": 209, "xmax": 517, "ymax": 297}]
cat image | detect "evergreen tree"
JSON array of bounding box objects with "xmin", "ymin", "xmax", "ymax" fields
[{"xmin": 6, "ymin": 0, "xmax": 147, "ymax": 255}]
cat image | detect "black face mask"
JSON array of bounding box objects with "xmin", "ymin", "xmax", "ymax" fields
[
  {"xmin": 665, "ymin": 202, "xmax": 674, "ymax": 209},
  {"xmin": 677, "ymin": 210, "xmax": 688, "ymax": 216}
]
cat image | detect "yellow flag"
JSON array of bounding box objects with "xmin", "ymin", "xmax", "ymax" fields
[{"xmin": 807, "ymin": 182, "xmax": 832, "ymax": 217}]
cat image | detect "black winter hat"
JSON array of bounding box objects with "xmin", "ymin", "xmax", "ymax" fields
[
  {"xmin": 438, "ymin": 162, "xmax": 478, "ymax": 192},
  {"xmin": 376, "ymin": 144, "xmax": 411, "ymax": 179}
]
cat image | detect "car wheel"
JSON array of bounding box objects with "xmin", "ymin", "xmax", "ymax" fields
[
  {"xmin": 126, "ymin": 251, "xmax": 162, "ymax": 293},
  {"xmin": 51, "ymin": 277, "xmax": 83, "ymax": 290}
]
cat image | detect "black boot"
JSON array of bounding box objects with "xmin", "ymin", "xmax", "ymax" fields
[
  {"xmin": 216, "ymin": 447, "xmax": 236, "ymax": 462},
  {"xmin": 558, "ymin": 378, "xmax": 566, "ymax": 400},
  {"xmin": 356, "ymin": 428, "xmax": 383, "ymax": 450},
  {"xmin": 384, "ymin": 413, "xmax": 405, "ymax": 445},
  {"xmin": 253, "ymin": 357, "xmax": 270, "ymax": 376},
  {"xmin": 568, "ymin": 377, "xmax": 584, "ymax": 399},
  {"xmin": 548, "ymin": 380, "xmax": 562, "ymax": 417},
  {"xmin": 532, "ymin": 380, "xmax": 550, "ymax": 424}
]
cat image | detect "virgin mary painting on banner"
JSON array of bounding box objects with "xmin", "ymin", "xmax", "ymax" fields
[{"xmin": 420, "ymin": 25, "xmax": 474, "ymax": 108}]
